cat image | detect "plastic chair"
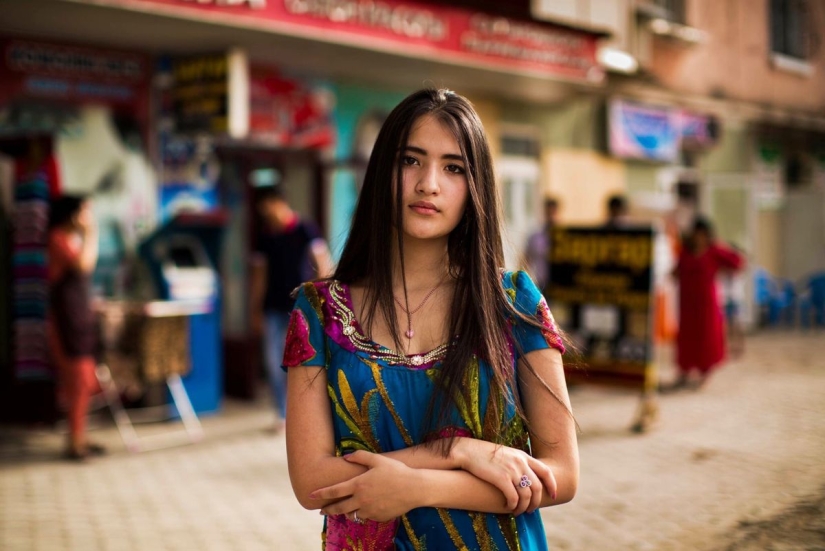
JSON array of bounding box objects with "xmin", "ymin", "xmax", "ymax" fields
[
  {"xmin": 754, "ymin": 269, "xmax": 778, "ymax": 327},
  {"xmin": 799, "ymin": 272, "xmax": 825, "ymax": 328},
  {"xmin": 773, "ymin": 279, "xmax": 797, "ymax": 327},
  {"xmin": 753, "ymin": 269, "xmax": 797, "ymax": 327}
]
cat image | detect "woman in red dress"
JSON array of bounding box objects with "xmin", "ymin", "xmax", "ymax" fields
[
  {"xmin": 674, "ymin": 217, "xmax": 744, "ymax": 389},
  {"xmin": 48, "ymin": 195, "xmax": 103, "ymax": 460}
]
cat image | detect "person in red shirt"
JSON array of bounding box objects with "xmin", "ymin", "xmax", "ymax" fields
[
  {"xmin": 674, "ymin": 216, "xmax": 744, "ymax": 390},
  {"xmin": 47, "ymin": 195, "xmax": 103, "ymax": 460}
]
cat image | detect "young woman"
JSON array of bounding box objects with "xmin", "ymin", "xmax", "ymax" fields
[
  {"xmin": 47, "ymin": 195, "xmax": 103, "ymax": 460},
  {"xmin": 674, "ymin": 216, "xmax": 744, "ymax": 389},
  {"xmin": 283, "ymin": 89, "xmax": 578, "ymax": 550}
]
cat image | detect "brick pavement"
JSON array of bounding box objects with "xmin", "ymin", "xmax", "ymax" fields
[{"xmin": 0, "ymin": 331, "xmax": 823, "ymax": 551}]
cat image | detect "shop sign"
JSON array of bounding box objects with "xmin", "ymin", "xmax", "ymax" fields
[
  {"xmin": 609, "ymin": 99, "xmax": 680, "ymax": 163},
  {"xmin": 609, "ymin": 99, "xmax": 718, "ymax": 162},
  {"xmin": 248, "ymin": 67, "xmax": 334, "ymax": 148},
  {"xmin": 546, "ymin": 226, "xmax": 655, "ymax": 390},
  {"xmin": 175, "ymin": 0, "xmax": 265, "ymax": 6},
  {"xmin": 0, "ymin": 39, "xmax": 148, "ymax": 108},
  {"xmin": 678, "ymin": 110, "xmax": 718, "ymax": 150},
  {"xmin": 92, "ymin": 0, "xmax": 604, "ymax": 83},
  {"xmin": 170, "ymin": 50, "xmax": 248, "ymax": 137}
]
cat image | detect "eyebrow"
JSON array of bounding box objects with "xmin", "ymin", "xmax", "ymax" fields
[{"xmin": 403, "ymin": 145, "xmax": 464, "ymax": 162}]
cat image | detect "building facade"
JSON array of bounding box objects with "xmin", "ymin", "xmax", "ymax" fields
[
  {"xmin": 2, "ymin": 0, "xmax": 822, "ymax": 416},
  {"xmin": 530, "ymin": 0, "xmax": 825, "ymax": 327},
  {"xmin": 0, "ymin": 0, "xmax": 607, "ymax": 410}
]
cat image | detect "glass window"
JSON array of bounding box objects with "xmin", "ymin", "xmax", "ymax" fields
[
  {"xmin": 770, "ymin": 0, "xmax": 810, "ymax": 59},
  {"xmin": 652, "ymin": 0, "xmax": 686, "ymax": 23}
]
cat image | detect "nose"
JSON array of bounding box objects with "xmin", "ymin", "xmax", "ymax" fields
[{"xmin": 415, "ymin": 164, "xmax": 440, "ymax": 195}]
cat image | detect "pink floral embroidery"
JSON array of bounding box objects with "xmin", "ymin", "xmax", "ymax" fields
[
  {"xmin": 325, "ymin": 515, "xmax": 399, "ymax": 550},
  {"xmin": 537, "ymin": 298, "xmax": 565, "ymax": 354},
  {"xmin": 283, "ymin": 309, "xmax": 317, "ymax": 367}
]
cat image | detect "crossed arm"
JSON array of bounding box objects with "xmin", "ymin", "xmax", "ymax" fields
[{"xmin": 285, "ymin": 348, "xmax": 579, "ymax": 522}]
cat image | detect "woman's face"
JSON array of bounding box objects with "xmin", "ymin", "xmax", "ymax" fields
[
  {"xmin": 693, "ymin": 228, "xmax": 711, "ymax": 250},
  {"xmin": 398, "ymin": 114, "xmax": 469, "ymax": 243},
  {"xmin": 73, "ymin": 201, "xmax": 94, "ymax": 230}
]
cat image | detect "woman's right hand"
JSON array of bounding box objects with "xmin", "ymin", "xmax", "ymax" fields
[{"xmin": 450, "ymin": 437, "xmax": 556, "ymax": 515}]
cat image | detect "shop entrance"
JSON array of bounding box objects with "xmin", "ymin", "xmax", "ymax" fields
[{"xmin": 217, "ymin": 147, "xmax": 325, "ymax": 400}]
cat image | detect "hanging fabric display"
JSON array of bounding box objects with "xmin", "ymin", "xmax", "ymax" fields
[{"xmin": 12, "ymin": 145, "xmax": 59, "ymax": 380}]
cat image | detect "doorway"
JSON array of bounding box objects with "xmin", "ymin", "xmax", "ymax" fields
[
  {"xmin": 498, "ymin": 156, "xmax": 542, "ymax": 271},
  {"xmin": 217, "ymin": 146, "xmax": 325, "ymax": 400}
]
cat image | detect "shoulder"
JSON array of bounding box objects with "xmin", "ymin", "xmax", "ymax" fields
[
  {"xmin": 501, "ymin": 270, "xmax": 566, "ymax": 354},
  {"xmin": 293, "ymin": 280, "xmax": 334, "ymax": 319},
  {"xmin": 295, "ymin": 279, "xmax": 333, "ymax": 300},
  {"xmin": 501, "ymin": 270, "xmax": 543, "ymax": 307}
]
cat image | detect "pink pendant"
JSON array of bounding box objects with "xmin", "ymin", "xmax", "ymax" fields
[{"xmin": 405, "ymin": 329, "xmax": 414, "ymax": 338}]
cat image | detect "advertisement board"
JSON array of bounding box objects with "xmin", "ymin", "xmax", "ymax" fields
[
  {"xmin": 546, "ymin": 226, "xmax": 656, "ymax": 389},
  {"xmin": 608, "ymin": 99, "xmax": 719, "ymax": 163},
  {"xmin": 608, "ymin": 99, "xmax": 680, "ymax": 163},
  {"xmin": 86, "ymin": 0, "xmax": 604, "ymax": 83}
]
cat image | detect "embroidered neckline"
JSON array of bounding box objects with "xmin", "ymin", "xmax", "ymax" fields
[{"xmin": 327, "ymin": 280, "xmax": 450, "ymax": 368}]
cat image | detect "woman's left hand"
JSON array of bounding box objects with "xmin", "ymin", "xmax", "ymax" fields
[{"xmin": 312, "ymin": 451, "xmax": 417, "ymax": 522}]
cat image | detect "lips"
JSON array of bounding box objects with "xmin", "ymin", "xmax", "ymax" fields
[{"xmin": 409, "ymin": 201, "xmax": 439, "ymax": 214}]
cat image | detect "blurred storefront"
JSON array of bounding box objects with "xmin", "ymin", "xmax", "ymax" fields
[
  {"xmin": 0, "ymin": 0, "xmax": 608, "ymax": 407},
  {"xmin": 0, "ymin": 37, "xmax": 156, "ymax": 421}
]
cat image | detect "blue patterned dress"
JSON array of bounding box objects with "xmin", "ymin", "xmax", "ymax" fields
[{"xmin": 283, "ymin": 271, "xmax": 565, "ymax": 551}]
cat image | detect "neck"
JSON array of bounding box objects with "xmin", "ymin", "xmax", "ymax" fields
[{"xmin": 392, "ymin": 236, "xmax": 450, "ymax": 291}]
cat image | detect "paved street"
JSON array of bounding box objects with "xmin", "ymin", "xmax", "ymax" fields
[{"xmin": 1, "ymin": 331, "xmax": 823, "ymax": 551}]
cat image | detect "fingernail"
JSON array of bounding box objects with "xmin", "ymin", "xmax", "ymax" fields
[
  {"xmin": 309, "ymin": 492, "xmax": 318, "ymax": 499},
  {"xmin": 551, "ymin": 491, "xmax": 557, "ymax": 500}
]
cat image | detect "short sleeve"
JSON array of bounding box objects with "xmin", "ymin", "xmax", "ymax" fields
[
  {"xmin": 282, "ymin": 282, "xmax": 329, "ymax": 370},
  {"xmin": 504, "ymin": 270, "xmax": 565, "ymax": 356}
]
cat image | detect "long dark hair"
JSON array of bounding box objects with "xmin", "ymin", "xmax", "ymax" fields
[
  {"xmin": 334, "ymin": 89, "xmax": 558, "ymax": 450},
  {"xmin": 49, "ymin": 195, "xmax": 87, "ymax": 230}
]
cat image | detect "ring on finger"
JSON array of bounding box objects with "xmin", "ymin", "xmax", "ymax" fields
[
  {"xmin": 353, "ymin": 510, "xmax": 364, "ymax": 524},
  {"xmin": 519, "ymin": 475, "xmax": 532, "ymax": 488}
]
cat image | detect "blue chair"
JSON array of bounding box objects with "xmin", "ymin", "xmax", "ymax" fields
[
  {"xmin": 799, "ymin": 272, "xmax": 825, "ymax": 328},
  {"xmin": 754, "ymin": 269, "xmax": 778, "ymax": 327},
  {"xmin": 753, "ymin": 269, "xmax": 797, "ymax": 327},
  {"xmin": 774, "ymin": 279, "xmax": 797, "ymax": 326}
]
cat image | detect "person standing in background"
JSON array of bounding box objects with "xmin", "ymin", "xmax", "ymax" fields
[
  {"xmin": 604, "ymin": 194, "xmax": 629, "ymax": 229},
  {"xmin": 523, "ymin": 197, "xmax": 558, "ymax": 291},
  {"xmin": 250, "ymin": 186, "xmax": 332, "ymax": 432},
  {"xmin": 47, "ymin": 195, "xmax": 103, "ymax": 460},
  {"xmin": 673, "ymin": 217, "xmax": 744, "ymax": 389}
]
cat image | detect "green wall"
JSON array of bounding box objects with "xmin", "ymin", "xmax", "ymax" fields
[
  {"xmin": 328, "ymin": 83, "xmax": 408, "ymax": 260},
  {"xmin": 501, "ymin": 96, "xmax": 605, "ymax": 151}
]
